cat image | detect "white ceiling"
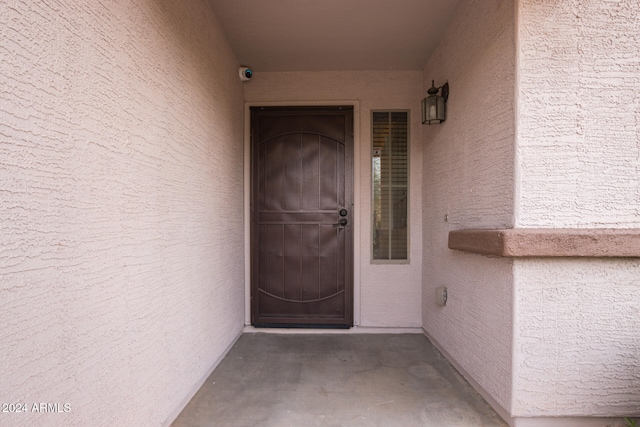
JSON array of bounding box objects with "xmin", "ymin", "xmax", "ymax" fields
[{"xmin": 207, "ymin": 0, "xmax": 463, "ymax": 72}]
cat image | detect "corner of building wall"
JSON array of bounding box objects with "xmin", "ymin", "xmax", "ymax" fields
[
  {"xmin": 512, "ymin": 0, "xmax": 522, "ymax": 230},
  {"xmin": 510, "ymin": 259, "xmax": 521, "ymax": 416},
  {"xmin": 511, "ymin": 0, "xmax": 522, "ymax": 416},
  {"xmin": 422, "ymin": 328, "xmax": 514, "ymax": 426},
  {"xmin": 511, "ymin": 0, "xmax": 522, "ymax": 409},
  {"xmin": 162, "ymin": 328, "xmax": 244, "ymax": 427}
]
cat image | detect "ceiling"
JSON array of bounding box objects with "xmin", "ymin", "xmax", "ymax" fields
[{"xmin": 207, "ymin": 0, "xmax": 463, "ymax": 72}]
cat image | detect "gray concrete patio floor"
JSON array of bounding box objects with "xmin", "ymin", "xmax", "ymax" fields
[{"xmin": 171, "ymin": 333, "xmax": 508, "ymax": 427}]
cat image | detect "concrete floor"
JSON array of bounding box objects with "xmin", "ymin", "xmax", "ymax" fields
[{"xmin": 171, "ymin": 333, "xmax": 508, "ymax": 427}]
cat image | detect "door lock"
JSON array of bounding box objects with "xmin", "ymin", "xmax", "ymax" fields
[{"xmin": 336, "ymin": 209, "xmax": 348, "ymax": 227}]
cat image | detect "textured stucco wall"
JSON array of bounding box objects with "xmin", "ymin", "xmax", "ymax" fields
[
  {"xmin": 244, "ymin": 71, "xmax": 423, "ymax": 328},
  {"xmin": 516, "ymin": 0, "xmax": 640, "ymax": 228},
  {"xmin": 513, "ymin": 0, "xmax": 640, "ymax": 418},
  {"xmin": 513, "ymin": 259, "xmax": 640, "ymax": 417},
  {"xmin": 421, "ymin": 0, "xmax": 516, "ymax": 413},
  {"xmin": 0, "ymin": 1, "xmax": 245, "ymax": 426}
]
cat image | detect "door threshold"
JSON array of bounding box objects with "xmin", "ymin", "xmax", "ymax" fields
[
  {"xmin": 243, "ymin": 326, "xmax": 424, "ymax": 334},
  {"xmin": 252, "ymin": 323, "xmax": 351, "ymax": 329}
]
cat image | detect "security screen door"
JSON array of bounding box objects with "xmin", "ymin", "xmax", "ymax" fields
[{"xmin": 250, "ymin": 106, "xmax": 353, "ymax": 327}]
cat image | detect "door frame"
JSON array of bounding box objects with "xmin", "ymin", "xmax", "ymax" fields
[{"xmin": 244, "ymin": 101, "xmax": 361, "ymax": 327}]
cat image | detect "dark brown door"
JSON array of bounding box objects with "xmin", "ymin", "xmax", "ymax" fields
[{"xmin": 251, "ymin": 106, "xmax": 353, "ymax": 327}]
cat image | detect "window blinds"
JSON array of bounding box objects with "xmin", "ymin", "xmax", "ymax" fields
[{"xmin": 372, "ymin": 111, "xmax": 408, "ymax": 261}]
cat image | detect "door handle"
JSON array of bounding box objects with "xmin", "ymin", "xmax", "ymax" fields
[
  {"xmin": 334, "ymin": 218, "xmax": 348, "ymax": 228},
  {"xmin": 335, "ymin": 209, "xmax": 348, "ymax": 227}
]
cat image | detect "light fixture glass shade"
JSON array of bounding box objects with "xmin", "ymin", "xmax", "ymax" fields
[{"xmin": 421, "ymin": 94, "xmax": 446, "ymax": 125}]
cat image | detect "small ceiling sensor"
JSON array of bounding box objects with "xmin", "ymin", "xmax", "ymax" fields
[{"xmin": 239, "ymin": 67, "xmax": 253, "ymax": 81}]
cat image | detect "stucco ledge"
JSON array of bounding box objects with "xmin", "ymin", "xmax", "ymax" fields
[{"xmin": 448, "ymin": 228, "xmax": 640, "ymax": 257}]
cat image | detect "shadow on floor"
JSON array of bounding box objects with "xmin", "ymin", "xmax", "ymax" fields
[{"xmin": 171, "ymin": 333, "xmax": 508, "ymax": 427}]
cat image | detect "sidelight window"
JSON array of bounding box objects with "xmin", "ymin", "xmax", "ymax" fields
[{"xmin": 371, "ymin": 111, "xmax": 409, "ymax": 261}]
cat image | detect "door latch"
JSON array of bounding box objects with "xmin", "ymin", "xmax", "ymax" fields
[{"xmin": 335, "ymin": 209, "xmax": 348, "ymax": 228}]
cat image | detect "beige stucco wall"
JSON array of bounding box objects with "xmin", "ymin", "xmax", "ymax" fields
[
  {"xmin": 513, "ymin": 0, "xmax": 640, "ymax": 419},
  {"xmin": 421, "ymin": 0, "xmax": 516, "ymax": 415},
  {"xmin": 513, "ymin": 259, "xmax": 640, "ymax": 418},
  {"xmin": 244, "ymin": 71, "xmax": 424, "ymax": 328},
  {"xmin": 0, "ymin": 1, "xmax": 245, "ymax": 426},
  {"xmin": 423, "ymin": 0, "xmax": 640, "ymax": 422},
  {"xmin": 516, "ymin": 0, "xmax": 640, "ymax": 229}
]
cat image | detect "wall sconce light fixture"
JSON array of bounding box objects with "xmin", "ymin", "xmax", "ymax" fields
[{"xmin": 422, "ymin": 80, "xmax": 449, "ymax": 125}]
